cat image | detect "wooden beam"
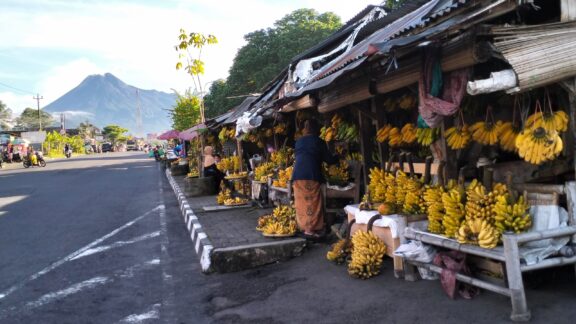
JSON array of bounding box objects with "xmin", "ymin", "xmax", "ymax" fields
[
  {"xmin": 562, "ymin": 0, "xmax": 576, "ymax": 181},
  {"xmin": 280, "ymin": 94, "xmax": 317, "ymax": 112}
]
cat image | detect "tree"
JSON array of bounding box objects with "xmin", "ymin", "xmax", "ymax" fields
[
  {"xmin": 171, "ymin": 90, "xmax": 201, "ymax": 131},
  {"xmin": 15, "ymin": 107, "xmax": 54, "ymax": 130},
  {"xmin": 78, "ymin": 120, "xmax": 98, "ymax": 139},
  {"xmin": 203, "ymin": 9, "xmax": 342, "ymax": 117},
  {"xmin": 202, "ymin": 79, "xmax": 235, "ymax": 118},
  {"xmin": 0, "ymin": 100, "xmax": 12, "ymax": 130},
  {"xmin": 102, "ymin": 125, "xmax": 128, "ymax": 144},
  {"xmin": 175, "ymin": 30, "xmax": 218, "ymax": 124}
]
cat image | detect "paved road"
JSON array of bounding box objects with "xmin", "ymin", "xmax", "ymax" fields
[{"xmin": 0, "ymin": 152, "xmax": 574, "ymax": 323}]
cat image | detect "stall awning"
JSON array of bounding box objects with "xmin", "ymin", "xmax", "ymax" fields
[{"xmin": 157, "ymin": 130, "xmax": 179, "ymax": 140}]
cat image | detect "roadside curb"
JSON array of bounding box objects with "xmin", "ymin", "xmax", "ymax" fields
[{"xmin": 165, "ymin": 169, "xmax": 214, "ymax": 273}]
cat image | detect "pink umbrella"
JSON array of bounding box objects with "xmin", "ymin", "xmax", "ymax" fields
[
  {"xmin": 179, "ymin": 129, "xmax": 198, "ymax": 141},
  {"xmin": 157, "ymin": 130, "xmax": 180, "ymax": 140}
]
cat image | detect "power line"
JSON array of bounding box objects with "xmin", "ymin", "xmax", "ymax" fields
[{"xmin": 0, "ymin": 81, "xmax": 35, "ymax": 95}]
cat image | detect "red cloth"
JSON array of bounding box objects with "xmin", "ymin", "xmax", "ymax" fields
[
  {"xmin": 433, "ymin": 251, "xmax": 479, "ymax": 299},
  {"xmin": 418, "ymin": 53, "xmax": 469, "ymax": 128}
]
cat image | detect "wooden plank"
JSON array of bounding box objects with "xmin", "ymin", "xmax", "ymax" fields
[
  {"xmin": 280, "ymin": 94, "xmax": 316, "ymax": 112},
  {"xmin": 386, "ymin": 162, "xmax": 439, "ymax": 176}
]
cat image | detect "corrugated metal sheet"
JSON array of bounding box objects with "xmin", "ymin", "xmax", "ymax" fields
[{"xmin": 220, "ymin": 96, "xmax": 258, "ymax": 126}]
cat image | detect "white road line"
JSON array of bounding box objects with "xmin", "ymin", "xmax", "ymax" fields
[
  {"xmin": 0, "ymin": 205, "xmax": 163, "ymax": 301},
  {"xmin": 158, "ymin": 173, "xmax": 176, "ymax": 319},
  {"xmin": 117, "ymin": 304, "xmax": 160, "ymax": 323},
  {"xmin": 71, "ymin": 231, "xmax": 161, "ymax": 260},
  {"xmin": 25, "ymin": 276, "xmax": 110, "ymax": 310}
]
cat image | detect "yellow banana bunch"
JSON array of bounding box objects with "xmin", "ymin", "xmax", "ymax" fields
[
  {"xmin": 347, "ymin": 230, "xmax": 387, "ymax": 279},
  {"xmin": 275, "ymin": 166, "xmax": 293, "ymax": 188},
  {"xmin": 384, "ymin": 173, "xmax": 397, "ymax": 205},
  {"xmin": 416, "ymin": 128, "xmax": 440, "ymax": 146},
  {"xmin": 325, "ymin": 160, "xmax": 350, "ymax": 184},
  {"xmin": 270, "ymin": 147, "xmax": 294, "ymax": 168},
  {"xmin": 256, "ymin": 214, "xmax": 273, "ymax": 231},
  {"xmin": 494, "ymin": 195, "xmax": 532, "ymax": 234},
  {"xmin": 526, "ymin": 110, "xmax": 568, "ymax": 132},
  {"xmin": 445, "ymin": 124, "xmax": 471, "ymax": 150},
  {"xmin": 259, "ymin": 205, "xmax": 297, "ymax": 235},
  {"xmin": 388, "ymin": 127, "xmax": 402, "ymax": 147},
  {"xmin": 442, "ymin": 188, "xmax": 466, "ymax": 238},
  {"xmin": 470, "ymin": 121, "xmax": 502, "ymax": 146},
  {"xmin": 376, "ymin": 124, "xmax": 392, "ymax": 143},
  {"xmin": 274, "ymin": 123, "xmax": 287, "ymax": 135},
  {"xmin": 400, "ymin": 123, "xmax": 417, "ymax": 144},
  {"xmin": 331, "ymin": 114, "xmax": 343, "ymax": 128},
  {"xmin": 320, "ymin": 126, "xmax": 335, "ymax": 142},
  {"xmin": 217, "ymin": 189, "xmax": 231, "ymax": 205},
  {"xmin": 456, "ymin": 218, "xmax": 500, "ymax": 248},
  {"xmin": 326, "ymin": 239, "xmax": 352, "ymax": 264},
  {"xmin": 368, "ymin": 167, "xmax": 387, "ymax": 203},
  {"xmin": 394, "ymin": 171, "xmax": 409, "ymax": 207},
  {"xmin": 398, "ymin": 94, "xmax": 417, "ymax": 110},
  {"xmin": 515, "ymin": 126, "xmax": 563, "ymax": 165},
  {"xmin": 402, "ymin": 178, "xmax": 425, "ymax": 214},
  {"xmin": 254, "ymin": 162, "xmax": 275, "ymax": 182},
  {"xmin": 497, "ymin": 122, "xmax": 520, "ymax": 152},
  {"xmin": 424, "ymin": 185, "xmax": 445, "ymax": 234}
]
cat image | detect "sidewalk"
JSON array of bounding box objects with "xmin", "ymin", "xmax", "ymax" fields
[{"xmin": 166, "ymin": 170, "xmax": 306, "ymax": 273}]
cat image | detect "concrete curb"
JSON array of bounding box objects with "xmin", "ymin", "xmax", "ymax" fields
[{"xmin": 165, "ymin": 169, "xmax": 214, "ymax": 273}]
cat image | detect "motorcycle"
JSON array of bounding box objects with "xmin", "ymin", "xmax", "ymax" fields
[{"xmin": 23, "ymin": 152, "xmax": 47, "ymax": 168}]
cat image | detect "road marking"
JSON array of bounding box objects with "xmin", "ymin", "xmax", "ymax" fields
[
  {"xmin": 0, "ymin": 195, "xmax": 28, "ymax": 208},
  {"xmin": 25, "ymin": 276, "xmax": 110, "ymax": 310},
  {"xmin": 111, "ymin": 167, "xmax": 129, "ymax": 170},
  {"xmin": 158, "ymin": 173, "xmax": 176, "ymax": 319},
  {"xmin": 117, "ymin": 304, "xmax": 160, "ymax": 323},
  {"xmin": 70, "ymin": 231, "xmax": 161, "ymax": 260},
  {"xmin": 0, "ymin": 205, "xmax": 163, "ymax": 301}
]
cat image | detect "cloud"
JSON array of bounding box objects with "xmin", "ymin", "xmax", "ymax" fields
[{"xmin": 0, "ymin": 91, "xmax": 35, "ymax": 115}]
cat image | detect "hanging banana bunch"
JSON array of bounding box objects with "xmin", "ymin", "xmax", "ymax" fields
[
  {"xmin": 400, "ymin": 123, "xmax": 418, "ymax": 144},
  {"xmin": 470, "ymin": 106, "xmax": 501, "ymax": 146},
  {"xmin": 525, "ymin": 94, "xmax": 568, "ymax": 132},
  {"xmin": 388, "ymin": 127, "xmax": 402, "ymax": 147},
  {"xmin": 376, "ymin": 124, "xmax": 392, "ymax": 143},
  {"xmin": 445, "ymin": 111, "xmax": 471, "ymax": 150},
  {"xmin": 515, "ymin": 126, "xmax": 563, "ymax": 165},
  {"xmin": 416, "ymin": 127, "xmax": 440, "ymax": 146}
]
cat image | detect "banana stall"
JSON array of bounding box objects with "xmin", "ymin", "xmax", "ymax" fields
[{"xmin": 226, "ymin": 0, "xmax": 576, "ymax": 321}]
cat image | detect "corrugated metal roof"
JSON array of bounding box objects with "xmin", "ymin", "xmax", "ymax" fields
[{"xmin": 221, "ymin": 96, "xmax": 258, "ymax": 126}]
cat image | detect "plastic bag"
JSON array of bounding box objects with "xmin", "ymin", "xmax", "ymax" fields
[
  {"xmin": 395, "ymin": 241, "xmax": 439, "ymax": 280},
  {"xmin": 520, "ymin": 205, "xmax": 569, "ymax": 265}
]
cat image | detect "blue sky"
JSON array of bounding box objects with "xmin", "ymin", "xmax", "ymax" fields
[{"xmin": 0, "ymin": 0, "xmax": 378, "ymax": 116}]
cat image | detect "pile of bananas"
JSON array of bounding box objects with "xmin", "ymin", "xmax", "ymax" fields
[
  {"xmin": 402, "ymin": 176, "xmax": 425, "ymax": 214},
  {"xmin": 224, "ymin": 197, "xmax": 249, "ymax": 206},
  {"xmin": 424, "ymin": 185, "xmax": 445, "ymax": 234},
  {"xmin": 376, "ymin": 124, "xmax": 392, "ymax": 143},
  {"xmin": 272, "ymin": 166, "xmax": 293, "ymax": 188},
  {"xmin": 367, "ymin": 167, "xmax": 387, "ymax": 203},
  {"xmin": 515, "ymin": 126, "xmax": 563, "ymax": 165},
  {"xmin": 320, "ymin": 115, "xmax": 358, "ymax": 142},
  {"xmin": 497, "ymin": 122, "xmax": 520, "ymax": 152},
  {"xmin": 445, "ymin": 124, "xmax": 471, "ymax": 150},
  {"xmin": 494, "ymin": 195, "xmax": 532, "ymax": 233},
  {"xmin": 456, "ymin": 218, "xmax": 500, "ymax": 249},
  {"xmin": 254, "ymin": 162, "xmax": 275, "ymax": 182},
  {"xmin": 416, "ymin": 127, "xmax": 440, "ymax": 146},
  {"xmin": 325, "ymin": 160, "xmax": 350, "ymax": 185},
  {"xmin": 347, "ymin": 230, "xmax": 387, "ymax": 279},
  {"xmin": 326, "ymin": 239, "xmax": 352, "ymax": 264},
  {"xmin": 226, "ymin": 171, "xmax": 248, "ymax": 179},
  {"xmin": 470, "ymin": 121, "xmax": 502, "ymax": 146},
  {"xmin": 218, "ymin": 127, "xmax": 236, "ymax": 142},
  {"xmin": 217, "ymin": 156, "xmax": 241, "ymax": 173},
  {"xmin": 442, "ymin": 188, "xmax": 466, "ymax": 238},
  {"xmin": 273, "ymin": 123, "xmax": 287, "ymax": 135},
  {"xmin": 217, "ymin": 189, "xmax": 231, "ymax": 205},
  {"xmin": 187, "ymin": 169, "xmax": 199, "ymax": 178},
  {"xmin": 270, "ymin": 147, "xmax": 294, "ymax": 168},
  {"xmin": 257, "ymin": 205, "xmax": 297, "ymax": 236}
]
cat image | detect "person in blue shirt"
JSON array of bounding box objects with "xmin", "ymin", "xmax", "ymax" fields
[
  {"xmin": 174, "ymin": 142, "xmax": 183, "ymax": 157},
  {"xmin": 292, "ymin": 119, "xmax": 338, "ymax": 240}
]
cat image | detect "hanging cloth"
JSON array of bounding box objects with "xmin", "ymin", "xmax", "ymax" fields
[
  {"xmin": 418, "ymin": 47, "xmax": 470, "ymax": 128},
  {"xmin": 433, "ymin": 251, "xmax": 480, "ymax": 299}
]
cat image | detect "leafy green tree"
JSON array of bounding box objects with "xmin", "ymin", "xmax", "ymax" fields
[
  {"xmin": 386, "ymin": 0, "xmax": 408, "ymax": 9},
  {"xmin": 78, "ymin": 120, "xmax": 98, "ymax": 139},
  {"xmin": 15, "ymin": 107, "xmax": 54, "ymax": 130},
  {"xmin": 0, "ymin": 100, "xmax": 12, "ymax": 130},
  {"xmin": 203, "ymin": 79, "xmax": 234, "ymax": 118},
  {"xmin": 170, "ymin": 90, "xmax": 201, "ymax": 131},
  {"xmin": 102, "ymin": 125, "xmax": 128, "ymax": 144},
  {"xmin": 175, "ymin": 30, "xmax": 218, "ymax": 123},
  {"xmin": 203, "ymin": 8, "xmax": 342, "ymax": 117}
]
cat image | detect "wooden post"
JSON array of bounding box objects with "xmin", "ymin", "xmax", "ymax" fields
[
  {"xmin": 562, "ymin": 0, "xmax": 576, "ymax": 181},
  {"xmin": 359, "ymin": 103, "xmax": 377, "ymax": 187},
  {"xmin": 502, "ymin": 234, "xmax": 531, "ymax": 321}
]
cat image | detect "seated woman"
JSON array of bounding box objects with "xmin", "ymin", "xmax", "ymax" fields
[{"xmin": 203, "ymin": 146, "xmax": 226, "ymax": 193}]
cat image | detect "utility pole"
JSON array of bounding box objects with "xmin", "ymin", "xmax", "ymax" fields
[{"xmin": 33, "ymin": 94, "xmax": 44, "ymax": 131}]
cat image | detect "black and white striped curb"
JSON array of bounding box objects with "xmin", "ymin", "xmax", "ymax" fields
[{"xmin": 165, "ymin": 169, "xmax": 213, "ymax": 273}]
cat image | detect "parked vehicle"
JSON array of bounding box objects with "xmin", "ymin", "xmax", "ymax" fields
[
  {"xmin": 101, "ymin": 143, "xmax": 113, "ymax": 153},
  {"xmin": 126, "ymin": 140, "xmax": 138, "ymax": 151},
  {"xmin": 23, "ymin": 152, "xmax": 46, "ymax": 168}
]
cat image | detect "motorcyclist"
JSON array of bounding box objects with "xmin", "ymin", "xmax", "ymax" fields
[
  {"xmin": 28, "ymin": 146, "xmax": 38, "ymax": 166},
  {"xmin": 64, "ymin": 143, "xmax": 71, "ymax": 157}
]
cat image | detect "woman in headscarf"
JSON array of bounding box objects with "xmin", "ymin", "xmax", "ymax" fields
[
  {"xmin": 203, "ymin": 146, "xmax": 226, "ymax": 193},
  {"xmin": 291, "ymin": 119, "xmax": 338, "ymax": 240}
]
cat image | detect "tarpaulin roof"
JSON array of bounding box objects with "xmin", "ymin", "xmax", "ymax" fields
[
  {"xmin": 179, "ymin": 123, "xmax": 206, "ymax": 140},
  {"xmin": 157, "ymin": 130, "xmax": 179, "ymax": 140}
]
